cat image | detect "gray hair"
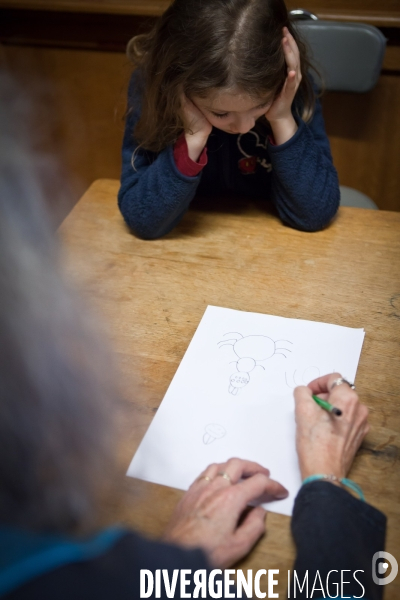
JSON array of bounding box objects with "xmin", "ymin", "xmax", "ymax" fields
[{"xmin": 0, "ymin": 74, "xmax": 118, "ymax": 534}]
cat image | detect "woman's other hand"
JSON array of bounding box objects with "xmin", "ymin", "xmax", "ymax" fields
[
  {"xmin": 265, "ymin": 27, "xmax": 301, "ymax": 144},
  {"xmin": 295, "ymin": 373, "xmax": 369, "ymax": 481},
  {"xmin": 163, "ymin": 458, "xmax": 288, "ymax": 568},
  {"xmin": 181, "ymin": 94, "xmax": 212, "ymax": 162}
]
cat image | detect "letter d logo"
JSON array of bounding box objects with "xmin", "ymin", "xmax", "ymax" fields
[{"xmin": 372, "ymin": 551, "xmax": 398, "ymax": 585}]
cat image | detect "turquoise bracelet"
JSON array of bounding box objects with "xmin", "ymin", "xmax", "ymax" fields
[{"xmin": 302, "ymin": 474, "xmax": 365, "ymax": 501}]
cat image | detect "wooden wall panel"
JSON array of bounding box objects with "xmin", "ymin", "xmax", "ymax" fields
[
  {"xmin": 0, "ymin": 0, "xmax": 172, "ymax": 17},
  {"xmin": 323, "ymin": 74, "xmax": 400, "ymax": 212},
  {"xmin": 1, "ymin": 0, "xmax": 399, "ymax": 26},
  {"xmin": 0, "ymin": 44, "xmax": 131, "ymax": 223}
]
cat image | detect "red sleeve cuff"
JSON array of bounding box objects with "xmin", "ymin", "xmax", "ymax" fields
[{"xmin": 173, "ymin": 134, "xmax": 208, "ymax": 177}]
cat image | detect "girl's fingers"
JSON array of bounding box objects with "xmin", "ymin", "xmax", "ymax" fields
[
  {"xmin": 282, "ymin": 37, "xmax": 296, "ymax": 71},
  {"xmin": 283, "ymin": 27, "xmax": 300, "ymax": 58},
  {"xmin": 278, "ymin": 70, "xmax": 296, "ymax": 102},
  {"xmin": 282, "ymin": 28, "xmax": 301, "ymax": 75},
  {"xmin": 282, "ymin": 46, "xmax": 300, "ymax": 98},
  {"xmin": 285, "ymin": 71, "xmax": 297, "ymax": 92}
]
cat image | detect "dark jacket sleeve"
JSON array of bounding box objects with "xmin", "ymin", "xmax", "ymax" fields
[
  {"xmin": 118, "ymin": 74, "xmax": 202, "ymax": 240},
  {"xmin": 7, "ymin": 531, "xmax": 210, "ymax": 600},
  {"xmin": 268, "ymin": 96, "xmax": 340, "ymax": 232},
  {"xmin": 290, "ymin": 481, "xmax": 387, "ymax": 600}
]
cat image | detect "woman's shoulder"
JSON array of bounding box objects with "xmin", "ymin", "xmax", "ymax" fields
[{"xmin": 0, "ymin": 527, "xmax": 208, "ymax": 600}]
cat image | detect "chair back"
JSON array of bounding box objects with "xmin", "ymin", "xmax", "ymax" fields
[{"xmin": 292, "ymin": 17, "xmax": 387, "ymax": 92}]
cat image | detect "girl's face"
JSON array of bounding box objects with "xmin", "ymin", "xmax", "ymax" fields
[{"xmin": 191, "ymin": 88, "xmax": 273, "ymax": 135}]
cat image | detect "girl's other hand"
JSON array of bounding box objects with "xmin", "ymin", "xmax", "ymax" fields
[
  {"xmin": 294, "ymin": 373, "xmax": 369, "ymax": 481},
  {"xmin": 264, "ymin": 27, "xmax": 302, "ymax": 144},
  {"xmin": 163, "ymin": 458, "xmax": 288, "ymax": 568},
  {"xmin": 181, "ymin": 94, "xmax": 212, "ymax": 161}
]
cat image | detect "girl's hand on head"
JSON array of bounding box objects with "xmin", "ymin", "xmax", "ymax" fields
[
  {"xmin": 181, "ymin": 94, "xmax": 212, "ymax": 162},
  {"xmin": 294, "ymin": 373, "xmax": 369, "ymax": 482},
  {"xmin": 264, "ymin": 27, "xmax": 302, "ymax": 144},
  {"xmin": 163, "ymin": 457, "xmax": 288, "ymax": 568}
]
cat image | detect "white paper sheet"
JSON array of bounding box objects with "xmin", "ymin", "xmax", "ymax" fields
[{"xmin": 127, "ymin": 306, "xmax": 365, "ymax": 516}]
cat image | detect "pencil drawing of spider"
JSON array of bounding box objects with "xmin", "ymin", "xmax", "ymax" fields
[{"xmin": 218, "ymin": 332, "xmax": 293, "ymax": 395}]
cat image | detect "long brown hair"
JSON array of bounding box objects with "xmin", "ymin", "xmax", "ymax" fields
[{"xmin": 128, "ymin": 0, "xmax": 316, "ymax": 154}]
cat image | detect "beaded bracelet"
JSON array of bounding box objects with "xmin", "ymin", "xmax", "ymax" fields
[{"xmin": 302, "ymin": 474, "xmax": 365, "ymax": 501}]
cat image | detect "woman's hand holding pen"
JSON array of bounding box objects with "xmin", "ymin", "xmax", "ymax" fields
[
  {"xmin": 294, "ymin": 373, "xmax": 369, "ymax": 481},
  {"xmin": 265, "ymin": 27, "xmax": 301, "ymax": 145},
  {"xmin": 181, "ymin": 93, "xmax": 212, "ymax": 162},
  {"xmin": 163, "ymin": 374, "xmax": 368, "ymax": 566},
  {"xmin": 163, "ymin": 458, "xmax": 288, "ymax": 568}
]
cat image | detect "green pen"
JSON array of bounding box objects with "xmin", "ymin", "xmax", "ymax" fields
[{"xmin": 312, "ymin": 394, "xmax": 342, "ymax": 417}]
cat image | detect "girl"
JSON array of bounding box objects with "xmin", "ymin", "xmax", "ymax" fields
[{"xmin": 118, "ymin": 0, "xmax": 340, "ymax": 240}]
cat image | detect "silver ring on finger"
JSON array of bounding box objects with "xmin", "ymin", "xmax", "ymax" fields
[
  {"xmin": 331, "ymin": 377, "xmax": 356, "ymax": 391},
  {"xmin": 217, "ymin": 471, "xmax": 232, "ymax": 484}
]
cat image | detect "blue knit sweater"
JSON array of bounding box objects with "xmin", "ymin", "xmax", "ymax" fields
[{"xmin": 118, "ymin": 73, "xmax": 340, "ymax": 240}]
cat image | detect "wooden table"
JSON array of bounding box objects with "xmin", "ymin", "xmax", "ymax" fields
[{"xmin": 60, "ymin": 179, "xmax": 400, "ymax": 598}]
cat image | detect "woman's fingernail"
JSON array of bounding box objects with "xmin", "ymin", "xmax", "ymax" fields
[{"xmin": 277, "ymin": 491, "xmax": 289, "ymax": 499}]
